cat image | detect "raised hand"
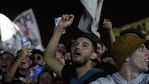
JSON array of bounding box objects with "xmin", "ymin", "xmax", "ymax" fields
[
  {"xmin": 57, "ymin": 14, "xmax": 74, "ymax": 29},
  {"xmin": 102, "ymin": 19, "xmax": 112, "ymax": 31},
  {"xmin": 54, "ymin": 14, "xmax": 74, "ymax": 35}
]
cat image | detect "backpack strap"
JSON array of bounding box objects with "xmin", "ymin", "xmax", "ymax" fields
[{"xmin": 82, "ymin": 71, "xmax": 107, "ymax": 84}]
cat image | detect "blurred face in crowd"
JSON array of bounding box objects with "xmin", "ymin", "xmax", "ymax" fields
[
  {"xmin": 33, "ymin": 53, "xmax": 46, "ymax": 66},
  {"xmin": 55, "ymin": 43, "xmax": 66, "ymax": 65},
  {"xmin": 18, "ymin": 56, "xmax": 32, "ymax": 70},
  {"xmin": 127, "ymin": 44, "xmax": 149, "ymax": 72},
  {"xmin": 0, "ymin": 52, "xmax": 15, "ymax": 73},
  {"xmin": 56, "ymin": 52, "xmax": 65, "ymax": 64},
  {"xmin": 71, "ymin": 37, "xmax": 95, "ymax": 67},
  {"xmin": 96, "ymin": 43, "xmax": 107, "ymax": 56},
  {"xmin": 57, "ymin": 43, "xmax": 67, "ymax": 55},
  {"xmin": 38, "ymin": 71, "xmax": 54, "ymax": 84}
]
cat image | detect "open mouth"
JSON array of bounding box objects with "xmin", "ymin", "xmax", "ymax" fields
[
  {"xmin": 73, "ymin": 52, "xmax": 81, "ymax": 57},
  {"xmin": 21, "ymin": 61, "xmax": 26, "ymax": 64},
  {"xmin": 2, "ymin": 63, "xmax": 7, "ymax": 68}
]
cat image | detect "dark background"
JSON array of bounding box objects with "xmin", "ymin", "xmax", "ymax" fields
[{"xmin": 0, "ymin": 0, "xmax": 149, "ymax": 48}]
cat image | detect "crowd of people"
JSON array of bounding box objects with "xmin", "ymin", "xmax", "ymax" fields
[{"xmin": 0, "ymin": 9, "xmax": 149, "ymax": 84}]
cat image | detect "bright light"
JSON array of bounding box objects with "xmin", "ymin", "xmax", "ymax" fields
[{"xmin": 0, "ymin": 13, "xmax": 20, "ymax": 42}]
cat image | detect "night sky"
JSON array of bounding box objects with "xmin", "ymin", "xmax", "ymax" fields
[{"xmin": 0, "ymin": 0, "xmax": 149, "ymax": 48}]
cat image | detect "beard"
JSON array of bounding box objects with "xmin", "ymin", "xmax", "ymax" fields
[{"xmin": 72, "ymin": 58, "xmax": 88, "ymax": 68}]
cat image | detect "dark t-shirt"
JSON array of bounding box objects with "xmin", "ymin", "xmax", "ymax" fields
[
  {"xmin": 12, "ymin": 71, "xmax": 26, "ymax": 84},
  {"xmin": 95, "ymin": 62, "xmax": 117, "ymax": 75},
  {"xmin": 62, "ymin": 65, "xmax": 107, "ymax": 84}
]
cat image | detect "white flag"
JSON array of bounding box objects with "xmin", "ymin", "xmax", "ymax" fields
[
  {"xmin": 0, "ymin": 13, "xmax": 20, "ymax": 42},
  {"xmin": 78, "ymin": 0, "xmax": 104, "ymax": 38},
  {"xmin": 0, "ymin": 13, "xmax": 22, "ymax": 54},
  {"xmin": 14, "ymin": 8, "xmax": 44, "ymax": 51}
]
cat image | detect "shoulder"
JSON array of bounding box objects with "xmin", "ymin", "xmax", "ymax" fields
[
  {"xmin": 140, "ymin": 73, "xmax": 149, "ymax": 83},
  {"xmin": 62, "ymin": 65, "xmax": 76, "ymax": 74},
  {"xmin": 61, "ymin": 65, "xmax": 76, "ymax": 83},
  {"xmin": 90, "ymin": 75, "xmax": 115, "ymax": 84},
  {"xmin": 82, "ymin": 68, "xmax": 108, "ymax": 83}
]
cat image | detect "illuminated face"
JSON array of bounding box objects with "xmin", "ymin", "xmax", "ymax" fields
[
  {"xmin": 71, "ymin": 37, "xmax": 94, "ymax": 67},
  {"xmin": 128, "ymin": 44, "xmax": 149, "ymax": 72}
]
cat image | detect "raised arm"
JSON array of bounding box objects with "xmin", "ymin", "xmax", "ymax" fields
[
  {"xmin": 44, "ymin": 14, "xmax": 74, "ymax": 77},
  {"xmin": 102, "ymin": 19, "xmax": 116, "ymax": 44},
  {"xmin": 4, "ymin": 47, "xmax": 31, "ymax": 83}
]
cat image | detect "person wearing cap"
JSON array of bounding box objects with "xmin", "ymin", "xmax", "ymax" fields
[
  {"xmin": 90, "ymin": 28, "xmax": 149, "ymax": 84},
  {"xmin": 44, "ymin": 14, "xmax": 107, "ymax": 84}
]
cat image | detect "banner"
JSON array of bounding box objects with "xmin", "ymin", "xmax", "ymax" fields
[
  {"xmin": 14, "ymin": 8, "xmax": 44, "ymax": 51},
  {"xmin": 78, "ymin": 0, "xmax": 104, "ymax": 38},
  {"xmin": 113, "ymin": 17, "xmax": 149, "ymax": 37}
]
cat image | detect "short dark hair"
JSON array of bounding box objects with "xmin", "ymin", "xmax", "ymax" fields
[
  {"xmin": 0, "ymin": 51, "xmax": 15, "ymax": 59},
  {"xmin": 75, "ymin": 33, "xmax": 98, "ymax": 52},
  {"xmin": 31, "ymin": 49, "xmax": 44, "ymax": 56}
]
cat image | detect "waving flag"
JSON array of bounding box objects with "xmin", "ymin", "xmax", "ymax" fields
[
  {"xmin": 78, "ymin": 0, "xmax": 104, "ymax": 38},
  {"xmin": 0, "ymin": 13, "xmax": 22, "ymax": 53},
  {"xmin": 0, "ymin": 13, "xmax": 20, "ymax": 42}
]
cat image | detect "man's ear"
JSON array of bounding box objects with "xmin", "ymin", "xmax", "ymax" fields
[{"xmin": 90, "ymin": 52, "xmax": 98, "ymax": 60}]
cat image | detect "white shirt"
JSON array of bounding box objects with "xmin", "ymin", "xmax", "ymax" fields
[{"xmin": 90, "ymin": 72, "xmax": 149, "ymax": 84}]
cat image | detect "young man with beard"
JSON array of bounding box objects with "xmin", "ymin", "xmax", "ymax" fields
[{"xmin": 44, "ymin": 14, "xmax": 107, "ymax": 84}]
